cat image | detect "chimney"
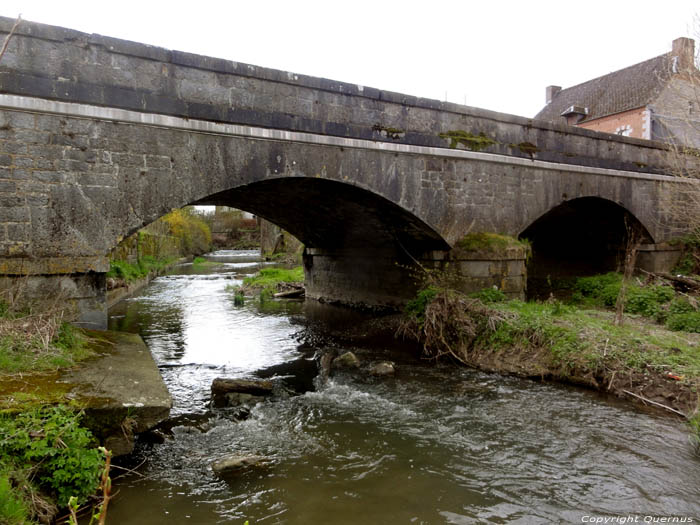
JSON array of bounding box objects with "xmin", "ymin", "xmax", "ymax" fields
[
  {"xmin": 671, "ymin": 37, "xmax": 695, "ymax": 73},
  {"xmin": 546, "ymin": 85, "xmax": 561, "ymax": 104}
]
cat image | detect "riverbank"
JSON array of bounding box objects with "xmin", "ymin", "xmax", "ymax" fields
[
  {"xmin": 107, "ymin": 256, "xmax": 190, "ymax": 308},
  {"xmin": 397, "ymin": 278, "xmax": 700, "ymax": 441}
]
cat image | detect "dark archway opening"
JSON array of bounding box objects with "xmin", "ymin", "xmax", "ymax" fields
[
  {"xmin": 195, "ymin": 177, "xmax": 450, "ymax": 308},
  {"xmin": 519, "ymin": 197, "xmax": 653, "ymax": 299}
]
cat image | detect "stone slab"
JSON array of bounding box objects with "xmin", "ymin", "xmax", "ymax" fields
[{"xmin": 61, "ymin": 330, "xmax": 171, "ymax": 453}]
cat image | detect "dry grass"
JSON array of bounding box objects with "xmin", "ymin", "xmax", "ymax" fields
[
  {"xmin": 0, "ymin": 281, "xmax": 92, "ymax": 374},
  {"xmin": 397, "ymin": 288, "xmax": 512, "ymax": 364}
]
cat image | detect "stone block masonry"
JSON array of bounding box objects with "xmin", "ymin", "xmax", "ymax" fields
[{"xmin": 0, "ymin": 16, "xmax": 697, "ymax": 326}]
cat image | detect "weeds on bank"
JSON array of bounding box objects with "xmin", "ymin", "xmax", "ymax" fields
[
  {"xmin": 399, "ymin": 270, "xmax": 700, "ymax": 442},
  {"xmin": 0, "ymin": 288, "xmax": 92, "ymax": 374},
  {"xmin": 106, "ymin": 255, "xmax": 175, "ymax": 284},
  {"xmin": 226, "ymin": 266, "xmax": 304, "ymax": 306},
  {"xmin": 571, "ymin": 272, "xmax": 700, "ymax": 333},
  {"xmin": 0, "ymin": 406, "xmax": 106, "ymax": 524}
]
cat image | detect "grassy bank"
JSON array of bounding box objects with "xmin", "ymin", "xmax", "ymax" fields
[
  {"xmin": 400, "ymin": 274, "xmax": 700, "ymax": 442},
  {"xmin": 108, "ymin": 206, "xmax": 213, "ymax": 286},
  {"xmin": 106, "ymin": 255, "xmax": 176, "ymax": 284},
  {"xmin": 0, "ymin": 295, "xmax": 107, "ymax": 523},
  {"xmin": 0, "ymin": 298, "xmax": 93, "ymax": 375},
  {"xmin": 227, "ymin": 266, "xmax": 304, "ymax": 306}
]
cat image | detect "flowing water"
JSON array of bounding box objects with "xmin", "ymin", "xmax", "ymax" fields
[{"xmin": 106, "ymin": 250, "xmax": 700, "ymax": 524}]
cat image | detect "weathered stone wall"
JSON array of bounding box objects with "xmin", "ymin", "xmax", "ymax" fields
[
  {"xmin": 0, "ymin": 15, "xmax": 691, "ymax": 176},
  {"xmin": 0, "ymin": 103, "xmax": 692, "ymax": 326},
  {"xmin": 0, "ymin": 16, "xmax": 697, "ymax": 326}
]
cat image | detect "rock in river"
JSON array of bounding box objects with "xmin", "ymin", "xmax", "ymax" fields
[
  {"xmin": 369, "ymin": 361, "xmax": 396, "ymax": 376},
  {"xmin": 211, "ymin": 378, "xmax": 274, "ymax": 408},
  {"xmin": 211, "ymin": 455, "xmax": 269, "ymax": 475},
  {"xmin": 332, "ymin": 351, "xmax": 361, "ymax": 370}
]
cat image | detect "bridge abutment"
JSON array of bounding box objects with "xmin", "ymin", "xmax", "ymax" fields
[{"xmin": 0, "ymin": 271, "xmax": 107, "ymax": 329}]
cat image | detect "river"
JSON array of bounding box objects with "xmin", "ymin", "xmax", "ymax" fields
[{"xmin": 105, "ymin": 250, "xmax": 700, "ymax": 524}]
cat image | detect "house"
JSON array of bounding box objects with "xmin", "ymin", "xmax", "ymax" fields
[{"xmin": 534, "ymin": 37, "xmax": 700, "ymax": 147}]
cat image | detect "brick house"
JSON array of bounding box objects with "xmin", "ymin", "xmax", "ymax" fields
[{"xmin": 535, "ymin": 37, "xmax": 700, "ymax": 147}]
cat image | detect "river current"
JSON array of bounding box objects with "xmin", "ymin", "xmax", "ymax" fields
[{"xmin": 106, "ymin": 250, "xmax": 700, "ymax": 524}]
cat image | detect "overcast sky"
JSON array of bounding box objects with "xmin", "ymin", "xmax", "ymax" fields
[{"xmin": 0, "ymin": 1, "xmax": 697, "ymax": 118}]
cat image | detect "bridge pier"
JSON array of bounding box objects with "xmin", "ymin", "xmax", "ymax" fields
[
  {"xmin": 304, "ymin": 240, "xmax": 529, "ymax": 309},
  {"xmin": 636, "ymin": 243, "xmax": 683, "ymax": 274}
]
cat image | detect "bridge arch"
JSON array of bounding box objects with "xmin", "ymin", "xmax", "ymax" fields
[{"xmin": 519, "ymin": 197, "xmax": 654, "ymax": 297}]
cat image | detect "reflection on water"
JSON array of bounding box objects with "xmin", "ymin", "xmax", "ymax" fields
[{"xmin": 106, "ymin": 250, "xmax": 700, "ymax": 523}]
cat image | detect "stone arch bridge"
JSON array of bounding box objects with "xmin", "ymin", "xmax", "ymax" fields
[{"xmin": 0, "ymin": 17, "xmax": 695, "ymax": 328}]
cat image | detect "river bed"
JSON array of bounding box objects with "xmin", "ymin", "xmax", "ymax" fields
[{"xmin": 105, "ymin": 250, "xmax": 700, "ymax": 523}]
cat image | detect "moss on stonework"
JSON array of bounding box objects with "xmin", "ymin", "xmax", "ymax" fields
[
  {"xmin": 372, "ymin": 124, "xmax": 405, "ymax": 140},
  {"xmin": 455, "ymin": 232, "xmax": 530, "ymax": 255},
  {"xmin": 511, "ymin": 141, "xmax": 540, "ymax": 158},
  {"xmin": 438, "ymin": 130, "xmax": 497, "ymax": 151}
]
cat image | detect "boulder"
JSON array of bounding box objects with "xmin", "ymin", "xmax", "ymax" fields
[
  {"xmin": 211, "ymin": 454, "xmax": 269, "ymax": 475},
  {"xmin": 211, "ymin": 378, "xmax": 274, "ymax": 408},
  {"xmin": 332, "ymin": 351, "xmax": 360, "ymax": 370},
  {"xmin": 369, "ymin": 361, "xmax": 396, "ymax": 376}
]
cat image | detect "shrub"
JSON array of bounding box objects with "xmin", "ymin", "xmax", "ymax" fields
[
  {"xmin": 404, "ymin": 286, "xmax": 440, "ymax": 324},
  {"xmin": 162, "ymin": 207, "xmax": 212, "ymax": 256},
  {"xmin": 666, "ymin": 311, "xmax": 700, "ymax": 333},
  {"xmin": 669, "ymin": 297, "xmax": 697, "ymax": 316},
  {"xmin": 469, "ymin": 288, "xmax": 507, "ymax": 303},
  {"xmin": 0, "ymin": 406, "xmax": 104, "ymax": 508},
  {"xmin": 574, "ymin": 272, "xmax": 621, "ymax": 297}
]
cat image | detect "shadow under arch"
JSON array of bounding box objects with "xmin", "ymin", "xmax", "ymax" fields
[
  {"xmin": 195, "ymin": 177, "xmax": 451, "ymax": 308},
  {"xmin": 519, "ymin": 197, "xmax": 653, "ymax": 298},
  {"xmin": 195, "ymin": 177, "xmax": 449, "ymax": 253}
]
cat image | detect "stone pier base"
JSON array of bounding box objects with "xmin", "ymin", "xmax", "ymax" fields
[
  {"xmin": 636, "ymin": 243, "xmax": 683, "ymax": 273},
  {"xmin": 304, "ymin": 237, "xmax": 529, "ymax": 309}
]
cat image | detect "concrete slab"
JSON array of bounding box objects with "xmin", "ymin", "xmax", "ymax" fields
[{"xmin": 61, "ymin": 330, "xmax": 172, "ymax": 455}]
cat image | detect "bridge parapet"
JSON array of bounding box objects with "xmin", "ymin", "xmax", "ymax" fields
[{"xmin": 0, "ymin": 16, "xmax": 692, "ymax": 177}]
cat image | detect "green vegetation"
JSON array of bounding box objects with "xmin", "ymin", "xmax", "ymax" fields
[
  {"xmin": 438, "ymin": 130, "xmax": 497, "ymax": 151},
  {"xmin": 161, "ymin": 207, "xmax": 212, "ymax": 256},
  {"xmin": 672, "ymin": 236, "xmax": 700, "ymax": 275},
  {"xmin": 108, "ymin": 206, "xmax": 214, "ymax": 285},
  {"xmin": 404, "ymin": 286, "xmax": 440, "ymax": 326},
  {"xmin": 227, "ymin": 266, "xmax": 304, "ymax": 306},
  {"xmin": 106, "ymin": 255, "xmax": 175, "ymax": 283},
  {"xmin": 0, "ymin": 406, "xmax": 105, "ymax": 523},
  {"xmin": 455, "ymin": 232, "xmax": 530, "ymax": 254},
  {"xmin": 400, "ymin": 274, "xmax": 700, "ymax": 442},
  {"xmin": 511, "ymin": 141, "xmax": 540, "ymax": 158},
  {"xmin": 0, "ymin": 466, "xmax": 29, "ymax": 525},
  {"xmin": 243, "ymin": 267, "xmax": 304, "ymax": 291},
  {"xmin": 570, "ymin": 272, "xmax": 700, "ymax": 332},
  {"xmin": 0, "ymin": 300, "xmax": 92, "ymax": 374},
  {"xmin": 372, "ymin": 124, "xmax": 405, "ymax": 140},
  {"xmin": 469, "ymin": 287, "xmax": 507, "ymax": 303}
]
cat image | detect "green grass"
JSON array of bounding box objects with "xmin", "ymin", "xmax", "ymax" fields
[
  {"xmin": 227, "ymin": 266, "xmax": 305, "ymax": 307},
  {"xmin": 569, "ymin": 272, "xmax": 700, "ymax": 332},
  {"xmin": 486, "ymin": 300, "xmax": 700, "ymax": 377},
  {"xmin": 243, "ymin": 266, "xmax": 304, "ymax": 290},
  {"xmin": 0, "ymin": 466, "xmax": 30, "ymax": 525},
  {"xmin": 0, "ymin": 322, "xmax": 92, "ymax": 374},
  {"xmin": 455, "ymin": 232, "xmax": 529, "ymax": 253},
  {"xmin": 106, "ymin": 255, "xmax": 175, "ymax": 283}
]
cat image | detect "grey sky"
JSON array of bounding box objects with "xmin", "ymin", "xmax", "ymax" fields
[{"xmin": 1, "ymin": 1, "xmax": 697, "ymax": 118}]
